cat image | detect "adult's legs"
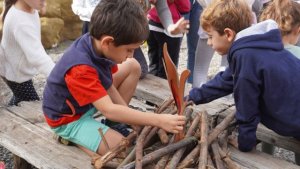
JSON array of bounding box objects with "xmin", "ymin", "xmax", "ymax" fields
[{"xmin": 186, "ymin": 1, "xmax": 202, "ymax": 83}]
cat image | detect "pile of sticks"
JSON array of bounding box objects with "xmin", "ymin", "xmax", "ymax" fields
[{"xmin": 93, "ymin": 98, "xmax": 240, "ymax": 169}]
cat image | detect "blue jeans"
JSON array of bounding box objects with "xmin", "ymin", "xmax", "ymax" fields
[{"xmin": 185, "ymin": 1, "xmax": 202, "ymax": 83}]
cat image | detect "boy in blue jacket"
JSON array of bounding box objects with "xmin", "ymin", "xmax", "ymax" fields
[
  {"xmin": 188, "ymin": 0, "xmax": 300, "ymax": 152},
  {"xmin": 43, "ymin": 0, "xmax": 185, "ymax": 157}
]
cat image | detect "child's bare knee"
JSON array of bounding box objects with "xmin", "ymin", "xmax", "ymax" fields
[
  {"xmin": 97, "ymin": 129, "xmax": 124, "ymax": 155},
  {"xmin": 130, "ymin": 58, "xmax": 142, "ymax": 76}
]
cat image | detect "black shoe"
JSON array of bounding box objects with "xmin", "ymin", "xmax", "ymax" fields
[{"xmin": 101, "ymin": 119, "xmax": 130, "ymax": 137}]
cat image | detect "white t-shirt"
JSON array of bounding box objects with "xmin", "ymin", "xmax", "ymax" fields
[
  {"xmin": 71, "ymin": 0, "xmax": 100, "ymax": 22},
  {"xmin": 0, "ymin": 6, "xmax": 54, "ymax": 83}
]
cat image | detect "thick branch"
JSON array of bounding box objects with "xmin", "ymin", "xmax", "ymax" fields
[
  {"xmin": 198, "ymin": 111, "xmax": 208, "ymax": 169},
  {"xmin": 120, "ymin": 137, "xmax": 198, "ymax": 169},
  {"xmin": 208, "ymin": 111, "xmax": 235, "ymax": 145}
]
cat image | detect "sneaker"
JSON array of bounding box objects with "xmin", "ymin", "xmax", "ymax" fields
[{"xmin": 53, "ymin": 134, "xmax": 73, "ymax": 146}]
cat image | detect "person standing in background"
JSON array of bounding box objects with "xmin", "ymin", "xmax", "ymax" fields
[
  {"xmin": 0, "ymin": 0, "xmax": 55, "ymax": 106},
  {"xmin": 71, "ymin": 0, "xmax": 189, "ymax": 79},
  {"xmin": 147, "ymin": 0, "xmax": 190, "ymax": 79}
]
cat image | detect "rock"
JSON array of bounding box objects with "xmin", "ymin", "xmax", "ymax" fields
[
  {"xmin": 41, "ymin": 17, "xmax": 64, "ymax": 48},
  {"xmin": 42, "ymin": 0, "xmax": 82, "ymax": 48}
]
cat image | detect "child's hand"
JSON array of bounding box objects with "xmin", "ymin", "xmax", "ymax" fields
[
  {"xmin": 158, "ymin": 114, "xmax": 186, "ymax": 133},
  {"xmin": 167, "ymin": 17, "xmax": 190, "ymax": 35}
]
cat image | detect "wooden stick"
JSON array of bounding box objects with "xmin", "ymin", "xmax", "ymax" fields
[
  {"xmin": 144, "ymin": 126, "xmax": 159, "ymax": 145},
  {"xmin": 177, "ymin": 120, "xmax": 202, "ymax": 169},
  {"xmin": 155, "ymin": 154, "xmax": 171, "ymax": 169},
  {"xmin": 154, "ymin": 136, "xmax": 175, "ymax": 169},
  {"xmin": 157, "ymin": 129, "xmax": 169, "ymax": 144},
  {"xmin": 135, "ymin": 126, "xmax": 152, "ymax": 169},
  {"xmin": 120, "ymin": 137, "xmax": 198, "ymax": 169},
  {"xmin": 155, "ymin": 97, "xmax": 174, "ymax": 114},
  {"xmin": 198, "ymin": 111, "xmax": 208, "ymax": 169},
  {"xmin": 217, "ymin": 143, "xmax": 240, "ymax": 169},
  {"xmin": 157, "ymin": 108, "xmax": 177, "ymax": 144},
  {"xmin": 218, "ymin": 131, "xmax": 228, "ymax": 151},
  {"xmin": 207, "ymin": 152, "xmax": 216, "ymax": 169},
  {"xmin": 177, "ymin": 144, "xmax": 200, "ymax": 168},
  {"xmin": 208, "ymin": 111, "xmax": 235, "ymax": 145},
  {"xmin": 167, "ymin": 113, "xmax": 201, "ymax": 169},
  {"xmin": 211, "ymin": 141, "xmax": 226, "ymax": 169},
  {"xmin": 93, "ymin": 132, "xmax": 136, "ymax": 169},
  {"xmin": 98, "ymin": 128, "xmax": 110, "ymax": 152}
]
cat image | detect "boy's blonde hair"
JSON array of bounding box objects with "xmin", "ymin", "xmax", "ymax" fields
[
  {"xmin": 201, "ymin": 0, "xmax": 253, "ymax": 35},
  {"xmin": 260, "ymin": 0, "xmax": 300, "ymax": 36}
]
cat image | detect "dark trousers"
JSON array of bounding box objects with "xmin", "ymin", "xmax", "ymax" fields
[
  {"xmin": 82, "ymin": 21, "xmax": 90, "ymax": 34},
  {"xmin": 2, "ymin": 78, "xmax": 39, "ymax": 106},
  {"xmin": 147, "ymin": 30, "xmax": 182, "ymax": 79}
]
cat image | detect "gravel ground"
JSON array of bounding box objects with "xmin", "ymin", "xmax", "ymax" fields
[{"xmin": 0, "ymin": 36, "xmax": 297, "ymax": 168}]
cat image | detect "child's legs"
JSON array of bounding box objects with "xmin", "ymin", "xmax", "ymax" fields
[
  {"xmin": 133, "ymin": 47, "xmax": 148, "ymax": 79},
  {"xmin": 261, "ymin": 142, "xmax": 275, "ymax": 155},
  {"xmin": 186, "ymin": 1, "xmax": 201, "ymax": 83},
  {"xmin": 296, "ymin": 153, "xmax": 300, "ymax": 165},
  {"xmin": 82, "ymin": 21, "xmax": 90, "ymax": 35},
  {"xmin": 52, "ymin": 108, "xmax": 124, "ymax": 155},
  {"xmin": 78, "ymin": 129, "xmax": 124, "ymax": 156},
  {"xmin": 113, "ymin": 58, "xmax": 141, "ymax": 104},
  {"xmin": 147, "ymin": 30, "xmax": 160, "ymax": 76},
  {"xmin": 3, "ymin": 78, "xmax": 39, "ymax": 106},
  {"xmin": 192, "ymin": 38, "xmax": 215, "ymax": 88},
  {"xmin": 220, "ymin": 56, "xmax": 228, "ymax": 68},
  {"xmin": 156, "ymin": 33, "xmax": 181, "ymax": 79}
]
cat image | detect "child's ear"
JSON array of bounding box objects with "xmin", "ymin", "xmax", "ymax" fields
[
  {"xmin": 224, "ymin": 28, "xmax": 236, "ymax": 42},
  {"xmin": 100, "ymin": 36, "xmax": 114, "ymax": 49},
  {"xmin": 297, "ymin": 26, "xmax": 300, "ymax": 35}
]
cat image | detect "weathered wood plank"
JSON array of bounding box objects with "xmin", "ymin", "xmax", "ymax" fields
[
  {"xmin": 6, "ymin": 101, "xmax": 44, "ymax": 124},
  {"xmin": 257, "ymin": 124, "xmax": 300, "ymax": 154},
  {"xmin": 0, "ymin": 108, "xmax": 93, "ymax": 169},
  {"xmin": 230, "ymin": 146, "xmax": 300, "ymax": 169},
  {"xmin": 218, "ymin": 107, "xmax": 300, "ymax": 154},
  {"xmin": 135, "ymin": 74, "xmax": 234, "ymax": 115}
]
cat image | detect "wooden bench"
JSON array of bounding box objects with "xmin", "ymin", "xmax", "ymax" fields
[{"xmin": 0, "ymin": 74, "xmax": 299, "ymax": 169}]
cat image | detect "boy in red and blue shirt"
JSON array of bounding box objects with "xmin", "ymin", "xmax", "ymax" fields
[{"xmin": 43, "ymin": 0, "xmax": 186, "ymax": 156}]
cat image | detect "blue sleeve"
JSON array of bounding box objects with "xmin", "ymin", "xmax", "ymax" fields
[
  {"xmin": 188, "ymin": 67, "xmax": 233, "ymax": 104},
  {"xmin": 234, "ymin": 77, "xmax": 261, "ymax": 152}
]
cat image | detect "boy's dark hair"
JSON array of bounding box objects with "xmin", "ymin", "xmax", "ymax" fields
[{"xmin": 90, "ymin": 0, "xmax": 149, "ymax": 46}]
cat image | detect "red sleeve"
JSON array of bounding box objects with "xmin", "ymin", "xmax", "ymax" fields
[
  {"xmin": 175, "ymin": 0, "xmax": 191, "ymax": 13},
  {"xmin": 65, "ymin": 65, "xmax": 107, "ymax": 106},
  {"xmin": 111, "ymin": 64, "xmax": 118, "ymax": 74}
]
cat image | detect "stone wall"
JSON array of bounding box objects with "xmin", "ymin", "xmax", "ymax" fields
[{"xmin": 0, "ymin": 0, "xmax": 82, "ymax": 49}]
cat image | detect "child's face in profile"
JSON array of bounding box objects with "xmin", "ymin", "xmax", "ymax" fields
[
  {"xmin": 206, "ymin": 27, "xmax": 234, "ymax": 56},
  {"xmin": 24, "ymin": 0, "xmax": 46, "ymax": 10}
]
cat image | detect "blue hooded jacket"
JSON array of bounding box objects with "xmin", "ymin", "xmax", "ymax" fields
[{"xmin": 189, "ymin": 20, "xmax": 300, "ymax": 151}]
